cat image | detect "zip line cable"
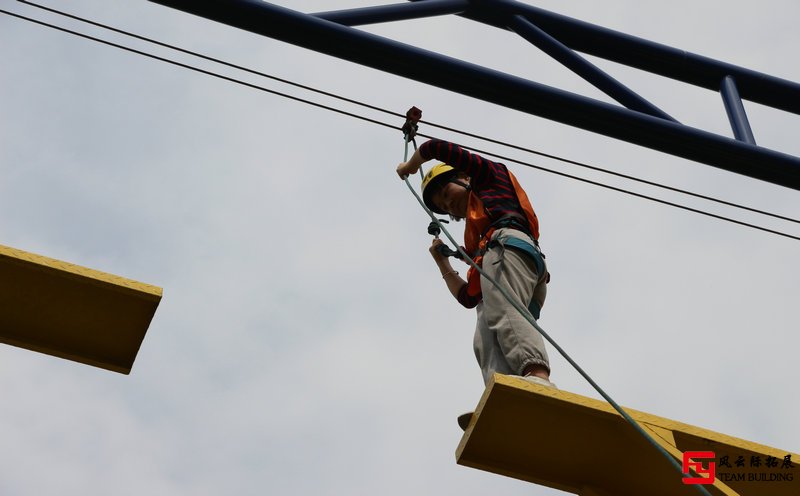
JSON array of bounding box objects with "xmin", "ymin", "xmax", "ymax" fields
[
  {"xmin": 0, "ymin": 9, "xmax": 400, "ymax": 133},
  {"xmin": 14, "ymin": 0, "xmax": 800, "ymax": 228},
  {"xmin": 399, "ymin": 137, "xmax": 713, "ymax": 496},
  {"xmin": 436, "ymin": 139, "xmax": 800, "ymax": 242},
  {"xmin": 422, "ymin": 123, "xmax": 800, "ymax": 226},
  {"xmin": 13, "ymin": 0, "xmax": 398, "ymax": 120},
  {"xmin": 3, "ymin": 7, "xmax": 799, "ymax": 243}
]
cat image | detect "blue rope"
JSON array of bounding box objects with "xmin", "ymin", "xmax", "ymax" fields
[{"xmin": 401, "ymin": 137, "xmax": 713, "ymax": 496}]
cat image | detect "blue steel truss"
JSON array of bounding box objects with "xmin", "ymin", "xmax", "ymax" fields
[{"xmin": 150, "ymin": 0, "xmax": 800, "ymax": 190}]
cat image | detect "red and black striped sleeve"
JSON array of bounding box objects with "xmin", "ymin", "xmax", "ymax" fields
[
  {"xmin": 418, "ymin": 139, "xmax": 499, "ymax": 187},
  {"xmin": 456, "ymin": 285, "xmax": 481, "ymax": 309}
]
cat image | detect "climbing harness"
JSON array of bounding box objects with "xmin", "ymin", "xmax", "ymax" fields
[
  {"xmin": 485, "ymin": 235, "xmax": 546, "ymax": 320},
  {"xmin": 398, "ymin": 107, "xmax": 711, "ymax": 496}
]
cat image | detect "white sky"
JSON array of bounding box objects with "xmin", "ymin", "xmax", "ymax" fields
[{"xmin": 1, "ymin": 1, "xmax": 798, "ymax": 495}]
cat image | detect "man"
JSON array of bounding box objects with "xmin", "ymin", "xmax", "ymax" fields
[{"xmin": 397, "ymin": 139, "xmax": 556, "ymax": 399}]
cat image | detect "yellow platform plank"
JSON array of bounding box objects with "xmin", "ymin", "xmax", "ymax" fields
[
  {"xmin": 456, "ymin": 374, "xmax": 798, "ymax": 496},
  {"xmin": 0, "ymin": 244, "xmax": 162, "ymax": 374}
]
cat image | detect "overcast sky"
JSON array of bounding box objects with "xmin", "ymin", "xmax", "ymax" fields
[{"xmin": 1, "ymin": 1, "xmax": 798, "ymax": 495}]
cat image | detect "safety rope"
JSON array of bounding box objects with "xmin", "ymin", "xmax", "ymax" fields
[{"xmin": 400, "ymin": 129, "xmax": 713, "ymax": 496}]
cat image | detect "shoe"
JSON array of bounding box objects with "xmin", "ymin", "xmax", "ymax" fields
[
  {"xmin": 518, "ymin": 375, "xmax": 558, "ymax": 389},
  {"xmin": 457, "ymin": 412, "xmax": 474, "ymax": 431}
]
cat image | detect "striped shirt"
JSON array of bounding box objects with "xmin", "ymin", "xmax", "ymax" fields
[{"xmin": 419, "ymin": 139, "xmax": 531, "ymax": 236}]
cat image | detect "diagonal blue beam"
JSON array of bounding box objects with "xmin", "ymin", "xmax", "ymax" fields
[
  {"xmin": 720, "ymin": 75, "xmax": 756, "ymax": 145},
  {"xmin": 313, "ymin": 0, "xmax": 469, "ymax": 26},
  {"xmin": 148, "ymin": 0, "xmax": 800, "ymax": 190},
  {"xmin": 417, "ymin": 0, "xmax": 800, "ymax": 115},
  {"xmin": 507, "ymin": 14, "xmax": 676, "ymax": 122}
]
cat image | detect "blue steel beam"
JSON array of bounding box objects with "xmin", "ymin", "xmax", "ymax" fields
[
  {"xmin": 507, "ymin": 14, "xmax": 676, "ymax": 122},
  {"xmin": 314, "ymin": 0, "xmax": 469, "ymax": 26},
  {"xmin": 422, "ymin": 0, "xmax": 800, "ymax": 115},
  {"xmin": 721, "ymin": 76, "xmax": 756, "ymax": 145},
  {"xmin": 148, "ymin": 0, "xmax": 800, "ymax": 190}
]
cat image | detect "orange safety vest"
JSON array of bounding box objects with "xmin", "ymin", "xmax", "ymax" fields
[{"xmin": 464, "ymin": 171, "xmax": 540, "ymax": 299}]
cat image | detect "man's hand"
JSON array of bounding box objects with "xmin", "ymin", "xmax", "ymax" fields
[
  {"xmin": 429, "ymin": 238, "xmax": 467, "ymax": 300},
  {"xmin": 429, "ymin": 238, "xmax": 448, "ymax": 263},
  {"xmin": 396, "ymin": 161, "xmax": 419, "ymax": 179},
  {"xmin": 396, "ymin": 148, "xmax": 426, "ymax": 179}
]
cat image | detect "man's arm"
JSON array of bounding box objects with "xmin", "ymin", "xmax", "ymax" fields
[
  {"xmin": 396, "ymin": 147, "xmax": 427, "ymax": 178},
  {"xmin": 430, "ymin": 239, "xmax": 468, "ymax": 300},
  {"xmin": 417, "ymin": 139, "xmax": 500, "ymax": 187}
]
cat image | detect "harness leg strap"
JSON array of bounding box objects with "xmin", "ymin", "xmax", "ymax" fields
[{"xmin": 488, "ymin": 235, "xmax": 546, "ymax": 320}]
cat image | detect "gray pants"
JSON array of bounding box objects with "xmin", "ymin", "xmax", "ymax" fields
[{"xmin": 473, "ymin": 228, "xmax": 550, "ymax": 385}]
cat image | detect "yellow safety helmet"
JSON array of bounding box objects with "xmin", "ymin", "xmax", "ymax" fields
[{"xmin": 421, "ymin": 163, "xmax": 457, "ymax": 215}]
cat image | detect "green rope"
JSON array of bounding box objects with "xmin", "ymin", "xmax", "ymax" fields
[{"xmin": 401, "ymin": 137, "xmax": 713, "ymax": 496}]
